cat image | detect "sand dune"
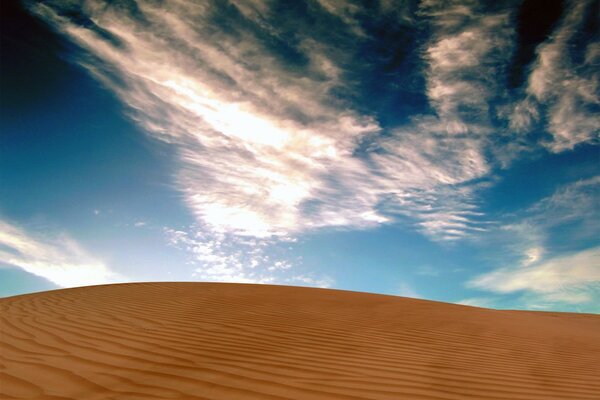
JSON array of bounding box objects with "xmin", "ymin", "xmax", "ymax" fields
[{"xmin": 1, "ymin": 283, "xmax": 599, "ymax": 399}]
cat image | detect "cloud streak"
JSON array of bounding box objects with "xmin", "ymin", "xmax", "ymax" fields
[
  {"xmin": 468, "ymin": 176, "xmax": 600, "ymax": 308},
  {"xmin": 0, "ymin": 219, "xmax": 121, "ymax": 288},
  {"xmin": 519, "ymin": 0, "xmax": 599, "ymax": 151},
  {"xmin": 164, "ymin": 226, "xmax": 331, "ymax": 287},
  {"xmin": 469, "ymin": 246, "xmax": 600, "ymax": 305},
  {"xmin": 32, "ymin": 0, "xmax": 387, "ymax": 238},
  {"xmin": 29, "ymin": 0, "xmax": 597, "ymax": 245}
]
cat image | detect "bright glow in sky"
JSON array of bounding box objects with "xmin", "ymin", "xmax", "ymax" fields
[{"xmin": 1, "ymin": 0, "xmax": 598, "ymax": 312}]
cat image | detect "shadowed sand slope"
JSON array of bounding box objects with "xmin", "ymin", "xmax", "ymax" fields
[{"xmin": 1, "ymin": 283, "xmax": 599, "ymax": 400}]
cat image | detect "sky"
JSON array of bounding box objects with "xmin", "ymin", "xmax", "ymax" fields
[{"xmin": 1, "ymin": 0, "xmax": 598, "ymax": 312}]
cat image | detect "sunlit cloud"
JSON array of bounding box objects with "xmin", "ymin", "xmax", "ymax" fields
[
  {"xmin": 28, "ymin": 0, "xmax": 595, "ymax": 247},
  {"xmin": 469, "ymin": 246, "xmax": 600, "ymax": 305},
  {"xmin": 468, "ymin": 176, "xmax": 600, "ymax": 308},
  {"xmin": 28, "ymin": 0, "xmax": 517, "ymax": 244},
  {"xmin": 456, "ymin": 297, "xmax": 497, "ymax": 308},
  {"xmin": 524, "ymin": 0, "xmax": 599, "ymax": 151},
  {"xmin": 397, "ymin": 282, "xmax": 422, "ymax": 299},
  {"xmin": 0, "ymin": 219, "xmax": 121, "ymax": 288},
  {"xmin": 284, "ymin": 274, "xmax": 334, "ymax": 289},
  {"xmin": 376, "ymin": 1, "xmax": 515, "ymax": 239},
  {"xmin": 528, "ymin": 176, "xmax": 600, "ymax": 228},
  {"xmin": 164, "ymin": 225, "xmax": 330, "ymax": 286},
  {"xmin": 422, "ymin": 3, "xmax": 513, "ymax": 129},
  {"xmin": 522, "ymin": 246, "xmax": 544, "ymax": 266}
]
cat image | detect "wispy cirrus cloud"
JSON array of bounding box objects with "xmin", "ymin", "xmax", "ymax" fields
[
  {"xmin": 528, "ymin": 175, "xmax": 600, "ymax": 229},
  {"xmin": 457, "ymin": 297, "xmax": 497, "ymax": 308},
  {"xmin": 397, "ymin": 282, "xmax": 422, "ymax": 299},
  {"xmin": 28, "ymin": 0, "xmax": 596, "ymax": 249},
  {"xmin": 374, "ymin": 0, "xmax": 515, "ymax": 239},
  {"xmin": 421, "ymin": 1, "xmax": 514, "ymax": 132},
  {"xmin": 32, "ymin": 0, "xmax": 384, "ymax": 238},
  {"xmin": 514, "ymin": 0, "xmax": 599, "ymax": 151},
  {"xmin": 29, "ymin": 0, "xmax": 517, "ymax": 243},
  {"xmin": 469, "ymin": 246, "xmax": 600, "ymax": 306},
  {"xmin": 0, "ymin": 219, "xmax": 121, "ymax": 288},
  {"xmin": 468, "ymin": 176, "xmax": 600, "ymax": 309},
  {"xmin": 164, "ymin": 226, "xmax": 331, "ymax": 287}
]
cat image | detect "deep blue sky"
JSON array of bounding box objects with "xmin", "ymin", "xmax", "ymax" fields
[{"xmin": 1, "ymin": 0, "xmax": 598, "ymax": 312}]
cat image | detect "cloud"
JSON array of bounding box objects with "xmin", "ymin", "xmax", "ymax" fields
[
  {"xmin": 284, "ymin": 274, "xmax": 333, "ymax": 289},
  {"xmin": 27, "ymin": 0, "xmax": 516, "ymax": 243},
  {"xmin": 494, "ymin": 222, "xmax": 546, "ymax": 268},
  {"xmin": 375, "ymin": 1, "xmax": 515, "ymax": 239},
  {"xmin": 479, "ymin": 175, "xmax": 599, "ymax": 267},
  {"xmin": 456, "ymin": 297, "xmax": 496, "ymax": 308},
  {"xmin": 469, "ymin": 246, "xmax": 600, "ymax": 305},
  {"xmin": 0, "ymin": 219, "xmax": 121, "ymax": 288},
  {"xmin": 421, "ymin": 3, "xmax": 513, "ymax": 129},
  {"xmin": 465, "ymin": 175, "xmax": 600, "ymax": 309},
  {"xmin": 522, "ymin": 246, "xmax": 544, "ymax": 266},
  {"xmin": 31, "ymin": 0, "xmax": 389, "ymax": 237},
  {"xmin": 374, "ymin": 121, "xmax": 493, "ymax": 239},
  {"xmin": 397, "ymin": 282, "xmax": 422, "ymax": 299},
  {"xmin": 528, "ymin": 176, "xmax": 600, "ymax": 228},
  {"xmin": 164, "ymin": 225, "xmax": 330, "ymax": 286},
  {"xmin": 507, "ymin": 98, "xmax": 540, "ymax": 133},
  {"xmin": 524, "ymin": 0, "xmax": 599, "ymax": 151},
  {"xmin": 29, "ymin": 0, "xmax": 596, "ymax": 244}
]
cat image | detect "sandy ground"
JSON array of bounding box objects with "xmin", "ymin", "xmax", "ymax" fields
[{"xmin": 1, "ymin": 282, "xmax": 599, "ymax": 399}]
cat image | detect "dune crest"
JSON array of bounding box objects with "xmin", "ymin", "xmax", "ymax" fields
[{"xmin": 1, "ymin": 282, "xmax": 599, "ymax": 399}]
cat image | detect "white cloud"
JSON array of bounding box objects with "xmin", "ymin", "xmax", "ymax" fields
[
  {"xmin": 370, "ymin": 5, "xmax": 510, "ymax": 239},
  {"xmin": 528, "ymin": 176, "xmax": 600, "ymax": 228},
  {"xmin": 508, "ymin": 99, "xmax": 539, "ymax": 133},
  {"xmin": 397, "ymin": 282, "xmax": 422, "ymax": 299},
  {"xmin": 493, "ymin": 221, "xmax": 546, "ymax": 268},
  {"xmin": 469, "ymin": 246, "xmax": 600, "ymax": 304},
  {"xmin": 466, "ymin": 176, "xmax": 600, "ymax": 308},
  {"xmin": 456, "ymin": 297, "xmax": 496, "ymax": 308},
  {"xmin": 477, "ymin": 176, "xmax": 599, "ymax": 271},
  {"xmin": 32, "ymin": 1, "xmax": 388, "ymax": 238},
  {"xmin": 423, "ymin": 8, "xmax": 513, "ymax": 127},
  {"xmin": 165, "ymin": 227, "xmax": 273, "ymax": 283},
  {"xmin": 285, "ymin": 274, "xmax": 334, "ymax": 289},
  {"xmin": 384, "ymin": 2, "xmax": 514, "ymax": 238},
  {"xmin": 526, "ymin": 0, "xmax": 599, "ymax": 151},
  {"xmin": 29, "ymin": 0, "xmax": 517, "ymax": 243},
  {"xmin": 31, "ymin": 0, "xmax": 595, "ymax": 245},
  {"xmin": 522, "ymin": 246, "xmax": 544, "ymax": 266},
  {"xmin": 164, "ymin": 225, "xmax": 329, "ymax": 287},
  {"xmin": 0, "ymin": 219, "xmax": 121, "ymax": 288}
]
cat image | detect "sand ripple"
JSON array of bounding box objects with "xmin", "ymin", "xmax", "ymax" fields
[{"xmin": 1, "ymin": 283, "xmax": 599, "ymax": 399}]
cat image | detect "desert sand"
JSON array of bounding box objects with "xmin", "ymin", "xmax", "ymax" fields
[{"xmin": 1, "ymin": 283, "xmax": 599, "ymax": 399}]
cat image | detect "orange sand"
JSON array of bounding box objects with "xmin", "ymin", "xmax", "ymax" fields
[{"xmin": 1, "ymin": 282, "xmax": 599, "ymax": 399}]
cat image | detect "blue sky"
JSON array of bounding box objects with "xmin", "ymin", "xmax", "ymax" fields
[{"xmin": 1, "ymin": 0, "xmax": 599, "ymax": 312}]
